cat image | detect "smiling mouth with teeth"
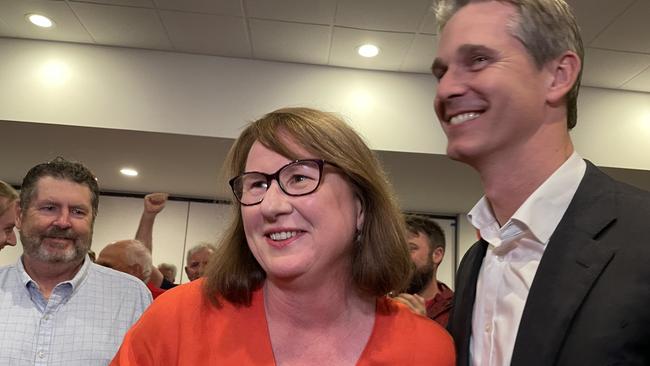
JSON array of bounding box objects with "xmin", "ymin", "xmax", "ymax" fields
[
  {"xmin": 269, "ymin": 231, "xmax": 298, "ymax": 241},
  {"xmin": 449, "ymin": 112, "xmax": 482, "ymax": 125}
]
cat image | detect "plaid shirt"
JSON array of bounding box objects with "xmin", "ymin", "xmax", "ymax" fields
[
  {"xmin": 425, "ymin": 281, "xmax": 454, "ymax": 327},
  {"xmin": 0, "ymin": 256, "xmax": 151, "ymax": 365}
]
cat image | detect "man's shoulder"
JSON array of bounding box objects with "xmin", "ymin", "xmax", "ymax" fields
[
  {"xmin": 611, "ymin": 178, "xmax": 650, "ymax": 206},
  {"xmin": 0, "ymin": 263, "xmax": 15, "ymax": 275},
  {"xmin": 85, "ymin": 263, "xmax": 152, "ymax": 297},
  {"xmin": 437, "ymin": 281, "xmax": 454, "ymax": 299},
  {"xmin": 584, "ymin": 164, "xmax": 650, "ymax": 218},
  {"xmin": 584, "ymin": 161, "xmax": 650, "ymax": 202},
  {"xmin": 0, "ymin": 263, "xmax": 19, "ymax": 290}
]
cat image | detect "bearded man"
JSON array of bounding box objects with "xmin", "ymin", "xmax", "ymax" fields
[
  {"xmin": 395, "ymin": 215, "xmax": 453, "ymax": 326},
  {"xmin": 0, "ymin": 157, "xmax": 151, "ymax": 365}
]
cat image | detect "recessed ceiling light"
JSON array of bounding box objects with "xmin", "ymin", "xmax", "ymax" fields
[
  {"xmin": 120, "ymin": 168, "xmax": 138, "ymax": 177},
  {"xmin": 357, "ymin": 44, "xmax": 380, "ymax": 58},
  {"xmin": 26, "ymin": 14, "xmax": 55, "ymax": 28}
]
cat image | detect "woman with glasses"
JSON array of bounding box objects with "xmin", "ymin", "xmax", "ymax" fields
[{"xmin": 111, "ymin": 108, "xmax": 454, "ymax": 365}]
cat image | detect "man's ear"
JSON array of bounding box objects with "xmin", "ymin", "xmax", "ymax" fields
[
  {"xmin": 431, "ymin": 247, "xmax": 444, "ymax": 266},
  {"xmin": 545, "ymin": 50, "xmax": 581, "ymax": 106},
  {"xmin": 131, "ymin": 263, "xmax": 144, "ymax": 279},
  {"xmin": 355, "ymin": 194, "xmax": 365, "ymax": 232},
  {"xmin": 14, "ymin": 200, "xmax": 23, "ymax": 230}
]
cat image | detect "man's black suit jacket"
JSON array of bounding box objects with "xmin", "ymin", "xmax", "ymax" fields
[{"xmin": 448, "ymin": 161, "xmax": 650, "ymax": 366}]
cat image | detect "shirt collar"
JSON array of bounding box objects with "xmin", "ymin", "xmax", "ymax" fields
[
  {"xmin": 468, "ymin": 152, "xmax": 586, "ymax": 244},
  {"xmin": 16, "ymin": 254, "xmax": 92, "ymax": 292}
]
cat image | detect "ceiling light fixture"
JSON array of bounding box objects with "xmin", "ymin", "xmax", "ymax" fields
[
  {"xmin": 120, "ymin": 168, "xmax": 138, "ymax": 177},
  {"xmin": 26, "ymin": 14, "xmax": 55, "ymax": 28},
  {"xmin": 357, "ymin": 44, "xmax": 380, "ymax": 58}
]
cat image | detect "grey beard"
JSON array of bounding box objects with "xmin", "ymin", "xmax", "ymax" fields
[{"xmin": 21, "ymin": 227, "xmax": 90, "ymax": 264}]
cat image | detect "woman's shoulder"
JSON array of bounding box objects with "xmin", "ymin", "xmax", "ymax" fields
[
  {"xmin": 116, "ymin": 282, "xmax": 269, "ymax": 364},
  {"xmin": 364, "ymin": 296, "xmax": 455, "ymax": 364},
  {"xmin": 135, "ymin": 280, "xmax": 263, "ymax": 330},
  {"xmin": 128, "ymin": 280, "xmax": 205, "ymax": 332},
  {"xmin": 378, "ymin": 296, "xmax": 451, "ymax": 334}
]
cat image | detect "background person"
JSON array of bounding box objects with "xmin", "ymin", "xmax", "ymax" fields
[
  {"xmin": 111, "ymin": 107, "xmax": 454, "ymax": 365},
  {"xmin": 0, "ymin": 180, "xmax": 18, "ymax": 251},
  {"xmin": 157, "ymin": 262, "xmax": 177, "ymax": 284},
  {"xmin": 0, "ymin": 157, "xmax": 151, "ymax": 365},
  {"xmin": 134, "ymin": 192, "xmax": 176, "ymax": 289},
  {"xmin": 96, "ymin": 239, "xmax": 165, "ymax": 299},
  {"xmin": 184, "ymin": 242, "xmax": 215, "ymax": 282},
  {"xmin": 394, "ymin": 214, "xmax": 453, "ymax": 326}
]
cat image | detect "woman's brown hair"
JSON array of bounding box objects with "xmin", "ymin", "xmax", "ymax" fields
[{"xmin": 203, "ymin": 107, "xmax": 412, "ymax": 307}]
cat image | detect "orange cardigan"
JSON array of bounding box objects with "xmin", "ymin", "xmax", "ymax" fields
[{"xmin": 112, "ymin": 279, "xmax": 455, "ymax": 365}]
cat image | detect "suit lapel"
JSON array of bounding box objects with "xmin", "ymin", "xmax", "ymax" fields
[
  {"xmin": 511, "ymin": 162, "xmax": 617, "ymax": 366},
  {"xmin": 450, "ymin": 239, "xmax": 488, "ymax": 366}
]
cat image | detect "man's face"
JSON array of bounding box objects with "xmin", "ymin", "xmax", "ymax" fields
[
  {"xmin": 16, "ymin": 177, "xmax": 94, "ymax": 265},
  {"xmin": 406, "ymin": 231, "xmax": 444, "ymax": 294},
  {"xmin": 0, "ymin": 200, "xmax": 17, "ymax": 251},
  {"xmin": 159, "ymin": 267, "xmax": 175, "ymax": 283},
  {"xmin": 408, "ymin": 231, "xmax": 434, "ymax": 270},
  {"xmin": 433, "ymin": 1, "xmax": 550, "ymax": 165},
  {"xmin": 185, "ymin": 247, "xmax": 214, "ymax": 281}
]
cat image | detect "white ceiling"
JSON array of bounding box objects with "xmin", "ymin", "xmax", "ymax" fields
[{"xmin": 0, "ymin": 0, "xmax": 649, "ymax": 92}]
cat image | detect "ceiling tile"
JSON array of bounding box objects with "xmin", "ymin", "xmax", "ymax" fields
[
  {"xmin": 418, "ymin": 8, "xmax": 437, "ymax": 35},
  {"xmin": 589, "ymin": 0, "xmax": 650, "ymax": 53},
  {"xmin": 335, "ymin": 0, "xmax": 431, "ymax": 32},
  {"xmin": 329, "ymin": 27, "xmax": 414, "ymax": 71},
  {"xmin": 0, "ymin": 0, "xmax": 94, "ymax": 43},
  {"xmin": 70, "ymin": 0, "xmax": 155, "ymax": 7},
  {"xmin": 249, "ymin": 19, "xmax": 330, "ymax": 64},
  {"xmin": 581, "ymin": 48, "xmax": 650, "ymax": 89},
  {"xmin": 0, "ymin": 17, "xmax": 10, "ymax": 35},
  {"xmin": 154, "ymin": 0, "xmax": 241, "ymax": 16},
  {"xmin": 160, "ymin": 11, "xmax": 250, "ymax": 57},
  {"xmin": 246, "ymin": 0, "xmax": 337, "ymax": 25},
  {"xmin": 620, "ymin": 66, "xmax": 650, "ymax": 93},
  {"xmin": 582, "ymin": 48, "xmax": 650, "ymax": 88},
  {"xmin": 567, "ymin": 0, "xmax": 635, "ymax": 45},
  {"xmin": 70, "ymin": 2, "xmax": 172, "ymax": 49},
  {"xmin": 400, "ymin": 34, "xmax": 437, "ymax": 73}
]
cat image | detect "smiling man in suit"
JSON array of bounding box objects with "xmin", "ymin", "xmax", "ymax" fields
[{"xmin": 432, "ymin": 0, "xmax": 650, "ymax": 365}]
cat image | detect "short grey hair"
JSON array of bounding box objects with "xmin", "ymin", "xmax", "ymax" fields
[
  {"xmin": 158, "ymin": 262, "xmax": 177, "ymax": 278},
  {"xmin": 435, "ymin": 0, "xmax": 583, "ymax": 129},
  {"xmin": 186, "ymin": 242, "xmax": 216, "ymax": 265},
  {"xmin": 123, "ymin": 240, "xmax": 153, "ymax": 282}
]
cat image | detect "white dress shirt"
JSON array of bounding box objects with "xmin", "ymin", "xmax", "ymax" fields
[{"xmin": 467, "ymin": 152, "xmax": 586, "ymax": 366}]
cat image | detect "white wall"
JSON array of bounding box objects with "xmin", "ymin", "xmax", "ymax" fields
[
  {"xmin": 0, "ymin": 195, "xmax": 234, "ymax": 284},
  {"xmin": 2, "ymin": 38, "xmax": 650, "ymax": 170}
]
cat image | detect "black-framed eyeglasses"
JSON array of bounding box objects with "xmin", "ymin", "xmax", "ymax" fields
[{"xmin": 229, "ymin": 159, "xmax": 332, "ymax": 206}]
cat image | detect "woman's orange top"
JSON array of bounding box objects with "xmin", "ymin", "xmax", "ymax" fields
[{"xmin": 111, "ymin": 279, "xmax": 455, "ymax": 365}]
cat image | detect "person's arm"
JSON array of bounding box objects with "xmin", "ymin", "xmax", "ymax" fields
[{"xmin": 135, "ymin": 193, "xmax": 169, "ymax": 288}]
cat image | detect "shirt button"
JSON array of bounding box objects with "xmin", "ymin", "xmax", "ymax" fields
[
  {"xmin": 497, "ymin": 256, "xmax": 504, "ymax": 262},
  {"xmin": 38, "ymin": 351, "xmax": 45, "ymax": 359},
  {"xmin": 43, "ymin": 315, "xmax": 50, "ymax": 321},
  {"xmin": 485, "ymin": 323, "xmax": 492, "ymax": 332}
]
